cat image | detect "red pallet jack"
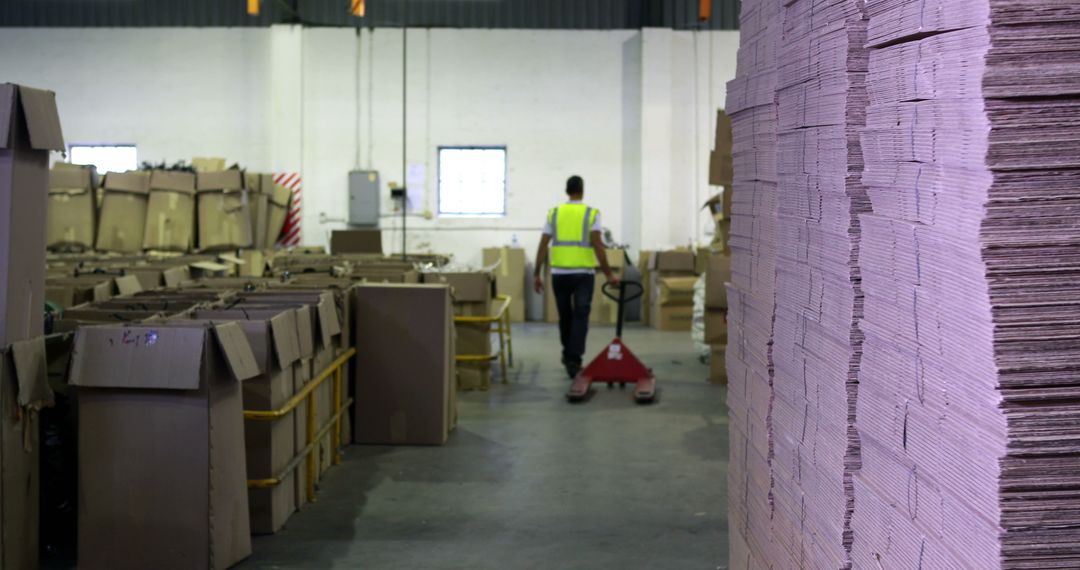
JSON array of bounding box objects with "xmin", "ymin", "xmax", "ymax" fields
[{"xmin": 567, "ymin": 281, "xmax": 657, "ymax": 404}]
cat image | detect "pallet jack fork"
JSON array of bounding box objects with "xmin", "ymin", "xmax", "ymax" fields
[{"xmin": 567, "ymin": 281, "xmax": 658, "ymax": 404}]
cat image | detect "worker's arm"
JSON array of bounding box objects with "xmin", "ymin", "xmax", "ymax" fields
[
  {"xmin": 533, "ymin": 233, "xmax": 552, "ymax": 293},
  {"xmin": 592, "ymin": 231, "xmax": 619, "ymax": 286}
]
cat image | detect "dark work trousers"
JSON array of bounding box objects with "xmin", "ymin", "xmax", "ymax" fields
[{"xmin": 552, "ymin": 273, "xmax": 595, "ymax": 365}]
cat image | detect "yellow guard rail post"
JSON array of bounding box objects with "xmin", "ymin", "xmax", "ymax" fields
[
  {"xmin": 244, "ymin": 347, "xmax": 356, "ymax": 503},
  {"xmin": 454, "ymin": 294, "xmax": 514, "ymax": 383}
]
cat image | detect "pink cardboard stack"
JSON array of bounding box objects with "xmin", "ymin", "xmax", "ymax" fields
[
  {"xmin": 770, "ymin": 0, "xmax": 868, "ymax": 567},
  {"xmin": 724, "ymin": 0, "xmax": 782, "ymax": 566}
]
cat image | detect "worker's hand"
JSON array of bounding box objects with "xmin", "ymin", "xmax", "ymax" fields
[
  {"xmin": 533, "ymin": 275, "xmax": 544, "ymax": 294},
  {"xmin": 606, "ymin": 273, "xmax": 621, "ymax": 288}
]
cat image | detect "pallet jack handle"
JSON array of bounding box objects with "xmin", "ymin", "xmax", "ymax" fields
[{"xmin": 602, "ymin": 280, "xmax": 643, "ymax": 339}]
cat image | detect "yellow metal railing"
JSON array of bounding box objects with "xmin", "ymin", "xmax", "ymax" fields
[
  {"xmin": 454, "ymin": 294, "xmax": 514, "ymax": 384},
  {"xmin": 245, "ymin": 347, "xmax": 356, "ymax": 502}
]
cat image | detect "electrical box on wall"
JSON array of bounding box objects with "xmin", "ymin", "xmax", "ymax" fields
[{"xmin": 348, "ymin": 170, "xmax": 380, "ymax": 226}]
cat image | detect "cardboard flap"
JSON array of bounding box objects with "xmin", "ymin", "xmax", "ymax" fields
[
  {"xmin": 218, "ymin": 253, "xmax": 244, "ymax": 265},
  {"xmin": 294, "ymin": 307, "xmax": 315, "ymax": 360},
  {"xmin": 104, "ymin": 171, "xmax": 151, "ymax": 194},
  {"xmin": 70, "ymin": 326, "xmax": 206, "ymax": 390},
  {"xmin": 317, "ymin": 292, "xmax": 342, "ymax": 347},
  {"xmin": 190, "ymin": 261, "xmax": 229, "ymax": 272},
  {"xmin": 162, "ymin": 266, "xmax": 191, "ymax": 288},
  {"xmin": 149, "ymin": 170, "xmax": 196, "ymax": 194},
  {"xmin": 50, "ymin": 168, "xmax": 92, "ymax": 191},
  {"xmin": 268, "ymin": 311, "xmax": 301, "ymax": 370},
  {"xmin": 197, "ymin": 170, "xmax": 244, "ymax": 192},
  {"xmin": 268, "ymin": 183, "xmax": 291, "ymax": 207},
  {"xmin": 17, "ymin": 85, "xmax": 65, "ymax": 150},
  {"xmin": 115, "ymin": 275, "xmax": 143, "ymax": 296},
  {"xmin": 10, "ymin": 337, "xmax": 54, "ymax": 409},
  {"xmin": 0, "ymin": 84, "xmax": 13, "ymax": 148},
  {"xmin": 212, "ymin": 322, "xmax": 260, "ymax": 381}
]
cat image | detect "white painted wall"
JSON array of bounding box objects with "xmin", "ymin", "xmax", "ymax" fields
[{"xmin": 0, "ymin": 26, "xmax": 739, "ymax": 264}]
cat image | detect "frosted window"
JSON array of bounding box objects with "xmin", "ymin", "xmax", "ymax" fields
[
  {"xmin": 69, "ymin": 145, "xmax": 138, "ymax": 174},
  {"xmin": 438, "ymin": 147, "xmax": 507, "ymax": 217}
]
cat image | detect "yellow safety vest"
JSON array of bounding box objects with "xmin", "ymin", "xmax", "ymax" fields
[{"xmin": 549, "ymin": 203, "xmax": 599, "ymax": 269}]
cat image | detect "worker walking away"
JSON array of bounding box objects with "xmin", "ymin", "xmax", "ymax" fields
[{"xmin": 533, "ymin": 175, "xmax": 619, "ymax": 379}]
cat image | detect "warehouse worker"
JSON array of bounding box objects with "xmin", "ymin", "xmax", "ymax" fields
[{"xmin": 533, "ymin": 175, "xmax": 619, "ymax": 379}]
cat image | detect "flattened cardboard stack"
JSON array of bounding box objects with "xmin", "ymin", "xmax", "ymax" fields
[
  {"xmin": 352, "ymin": 284, "xmax": 455, "ymax": 445},
  {"xmin": 649, "ymin": 251, "xmax": 697, "ymax": 331},
  {"xmin": 70, "ymin": 322, "xmax": 257, "ymax": 569},
  {"xmin": 424, "ymin": 271, "xmax": 496, "ymax": 391},
  {"xmin": 47, "ymin": 165, "xmax": 96, "ymax": 251},
  {"xmin": 723, "ymin": 0, "xmax": 782, "ymax": 566},
  {"xmin": 851, "ymin": 2, "xmax": 1080, "ymax": 569},
  {"xmin": 768, "ymin": 0, "xmax": 869, "ymax": 565}
]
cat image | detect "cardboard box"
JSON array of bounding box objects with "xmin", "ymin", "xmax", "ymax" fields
[
  {"xmin": 653, "ymin": 305, "xmax": 694, "ymax": 332},
  {"xmin": 197, "ymin": 170, "xmax": 253, "ymax": 250},
  {"xmin": 705, "ymin": 309, "xmax": 727, "ymax": 346},
  {"xmin": 191, "ymin": 308, "xmax": 301, "ymax": 535},
  {"xmin": 71, "ymin": 322, "xmax": 257, "ymax": 569},
  {"xmin": 709, "ymin": 345, "xmax": 726, "ymax": 384},
  {"xmin": 424, "ymin": 271, "xmax": 495, "ymax": 304},
  {"xmin": 0, "ymin": 337, "xmax": 53, "ymax": 569},
  {"xmin": 240, "ymin": 249, "xmax": 269, "ymax": 277},
  {"xmin": 245, "ymin": 173, "xmax": 273, "ymax": 249},
  {"xmin": 265, "ymin": 182, "xmax": 292, "ymax": 247},
  {"xmin": 708, "ymin": 109, "xmax": 733, "ymax": 187},
  {"xmin": 1, "ymin": 84, "xmax": 64, "ymax": 346},
  {"xmin": 705, "ymin": 253, "xmax": 730, "ymax": 309},
  {"xmin": 144, "ymin": 170, "xmax": 196, "ymax": 251},
  {"xmin": 657, "ymin": 276, "xmax": 697, "ymax": 306},
  {"xmin": 352, "ymin": 284, "xmax": 454, "ymax": 445},
  {"xmin": 45, "ymin": 276, "xmax": 114, "ymax": 309},
  {"xmin": 47, "ymin": 166, "xmax": 96, "ymax": 251},
  {"xmin": 649, "ymin": 250, "xmax": 696, "ymax": 273},
  {"xmin": 482, "ymin": 247, "xmax": 526, "ymax": 322},
  {"xmin": 458, "ymin": 362, "xmax": 491, "ymax": 392},
  {"xmin": 97, "ymin": 171, "xmax": 151, "ymax": 253},
  {"xmin": 192, "ymin": 157, "xmax": 226, "ymax": 173},
  {"xmin": 332, "ymin": 229, "xmax": 384, "ymax": 255}
]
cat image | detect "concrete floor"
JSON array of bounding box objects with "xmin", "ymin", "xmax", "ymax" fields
[{"xmin": 240, "ymin": 323, "xmax": 729, "ymax": 570}]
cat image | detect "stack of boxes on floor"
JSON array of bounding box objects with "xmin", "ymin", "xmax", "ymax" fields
[
  {"xmin": 0, "ymin": 83, "xmax": 64, "ymax": 569},
  {"xmin": 482, "ymin": 246, "xmax": 527, "ymax": 323},
  {"xmin": 424, "ymin": 269, "xmax": 497, "ymax": 391},
  {"xmin": 646, "ymin": 250, "xmax": 697, "ymax": 331}
]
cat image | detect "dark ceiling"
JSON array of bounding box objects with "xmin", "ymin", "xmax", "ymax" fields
[{"xmin": 0, "ymin": 0, "xmax": 740, "ymax": 30}]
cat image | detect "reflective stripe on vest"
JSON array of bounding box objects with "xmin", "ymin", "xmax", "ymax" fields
[{"xmin": 549, "ymin": 204, "xmax": 598, "ymax": 269}]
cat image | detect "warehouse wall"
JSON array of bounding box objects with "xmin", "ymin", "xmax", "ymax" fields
[{"xmin": 0, "ymin": 26, "xmax": 739, "ymax": 264}]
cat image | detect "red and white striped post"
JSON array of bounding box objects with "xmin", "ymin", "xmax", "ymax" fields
[{"xmin": 273, "ymin": 172, "xmax": 303, "ymax": 247}]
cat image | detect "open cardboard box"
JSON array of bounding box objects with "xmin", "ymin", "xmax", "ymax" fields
[{"xmin": 70, "ymin": 322, "xmax": 258, "ymax": 570}]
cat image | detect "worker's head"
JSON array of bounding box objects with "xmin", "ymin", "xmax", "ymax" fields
[{"xmin": 566, "ymin": 175, "xmax": 584, "ymax": 198}]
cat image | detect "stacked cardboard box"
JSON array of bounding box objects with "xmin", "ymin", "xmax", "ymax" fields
[
  {"xmin": 482, "ymin": 246, "xmax": 526, "ymax": 322},
  {"xmin": 143, "ymin": 170, "xmax": 196, "ymax": 251},
  {"xmin": 96, "ymin": 171, "xmax": 151, "ymax": 253},
  {"xmin": 197, "ymin": 170, "xmax": 252, "ymax": 251},
  {"xmin": 70, "ymin": 322, "xmax": 257, "ymax": 569},
  {"xmin": 332, "ymin": 229, "xmax": 384, "ymax": 255},
  {"xmin": 424, "ymin": 270, "xmax": 496, "ymax": 391},
  {"xmin": 352, "ymin": 284, "xmax": 456, "ymax": 445},
  {"xmin": 704, "ymin": 252, "xmax": 730, "ymax": 383},
  {"xmin": 47, "ymin": 165, "xmax": 96, "ymax": 252},
  {"xmin": 648, "ymin": 251, "xmax": 697, "ymax": 331}
]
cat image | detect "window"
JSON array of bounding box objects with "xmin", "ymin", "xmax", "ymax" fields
[
  {"xmin": 437, "ymin": 147, "xmax": 507, "ymax": 217},
  {"xmin": 68, "ymin": 145, "xmax": 138, "ymax": 174}
]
